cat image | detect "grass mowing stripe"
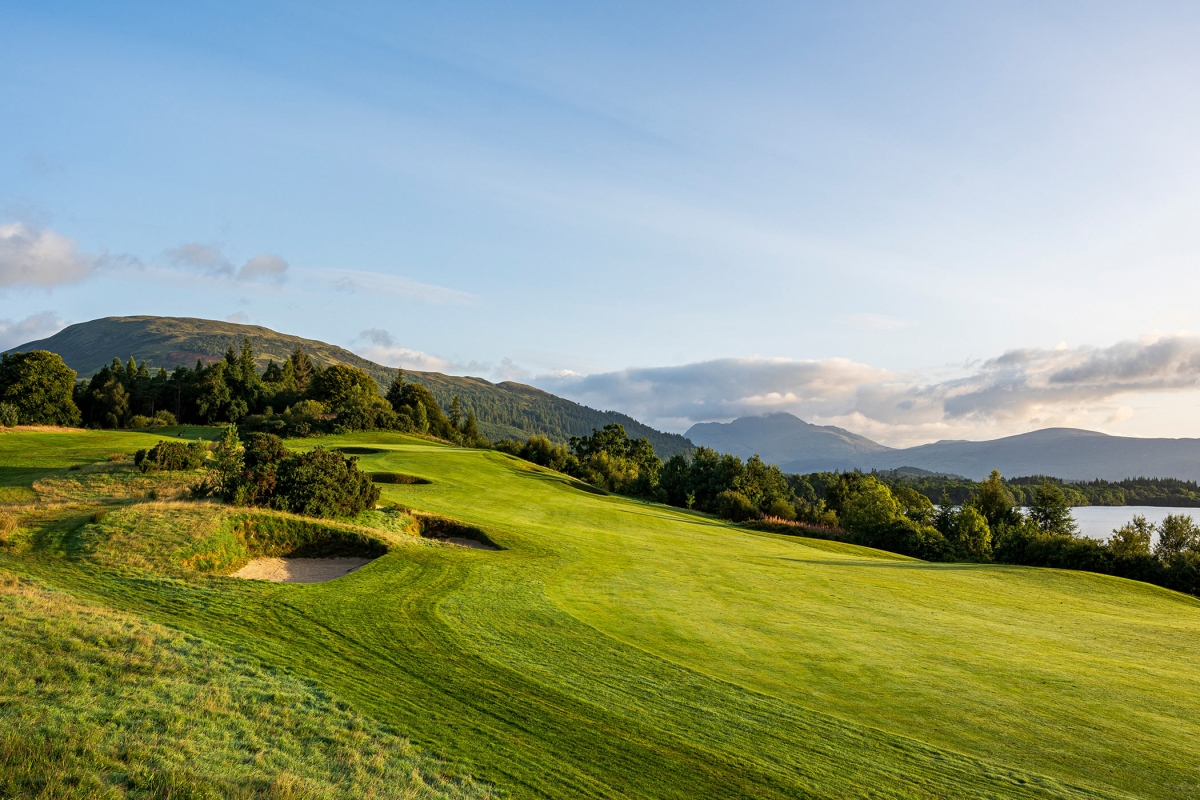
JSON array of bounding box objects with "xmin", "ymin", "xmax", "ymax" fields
[{"xmin": 2, "ymin": 429, "xmax": 1198, "ymax": 798}]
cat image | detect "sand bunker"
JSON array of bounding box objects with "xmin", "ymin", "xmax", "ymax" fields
[{"xmin": 231, "ymin": 557, "xmax": 374, "ymax": 583}]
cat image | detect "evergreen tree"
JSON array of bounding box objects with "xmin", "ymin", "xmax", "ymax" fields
[
  {"xmin": 449, "ymin": 396, "xmax": 463, "ymax": 429},
  {"xmin": 290, "ymin": 346, "xmax": 315, "ymax": 394},
  {"xmin": 385, "ymin": 370, "xmax": 406, "ymax": 410}
]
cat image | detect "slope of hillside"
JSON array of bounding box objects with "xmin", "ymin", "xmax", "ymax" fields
[
  {"xmin": 691, "ymin": 413, "xmax": 1200, "ymax": 481},
  {"xmin": 7, "ymin": 316, "xmax": 693, "ymax": 458},
  {"xmin": 867, "ymin": 427, "xmax": 1200, "ymax": 481},
  {"xmin": 2, "ymin": 428, "xmax": 1198, "ymax": 798},
  {"xmin": 686, "ymin": 412, "xmax": 892, "ymax": 470}
]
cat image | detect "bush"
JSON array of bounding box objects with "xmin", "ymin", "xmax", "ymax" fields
[
  {"xmin": 270, "ymin": 447, "xmax": 381, "ymax": 518},
  {"xmin": 135, "ymin": 440, "xmax": 207, "ymax": 472},
  {"xmin": 765, "ymin": 498, "xmax": 797, "ymax": 521},
  {"xmin": 715, "ymin": 490, "xmax": 760, "ymax": 522},
  {"xmin": 855, "ymin": 516, "xmax": 948, "ymax": 561},
  {"xmin": 128, "ymin": 415, "xmax": 154, "ymax": 429},
  {"xmin": 0, "ymin": 403, "xmax": 17, "ymax": 428},
  {"xmin": 154, "ymin": 410, "xmax": 177, "ymax": 426}
]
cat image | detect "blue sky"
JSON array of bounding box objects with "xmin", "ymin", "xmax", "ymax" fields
[{"xmin": 5, "ymin": 1, "xmax": 1200, "ymax": 444}]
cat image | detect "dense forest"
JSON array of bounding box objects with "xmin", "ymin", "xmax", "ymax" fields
[{"xmin": 848, "ymin": 469, "xmax": 1200, "ymax": 508}]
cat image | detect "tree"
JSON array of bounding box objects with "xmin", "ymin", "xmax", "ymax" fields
[
  {"xmin": 92, "ymin": 376, "xmax": 131, "ymax": 429},
  {"xmin": 413, "ymin": 401, "xmax": 429, "ymax": 433},
  {"xmin": 893, "ymin": 485, "xmax": 935, "ymax": 526},
  {"xmin": 290, "ymin": 346, "xmax": 315, "ymax": 394},
  {"xmin": 1155, "ymin": 514, "xmax": 1200, "ymax": 560},
  {"xmin": 449, "ymin": 396, "xmax": 463, "ymax": 430},
  {"xmin": 1109, "ymin": 516, "xmax": 1153, "ymax": 559},
  {"xmin": 839, "ymin": 477, "xmax": 903, "ymax": 535},
  {"xmin": 949, "ymin": 504, "xmax": 992, "ymax": 559},
  {"xmin": 1028, "ymin": 481, "xmax": 1078, "ymax": 536},
  {"xmin": 976, "ymin": 470, "xmax": 1018, "ymax": 529},
  {"xmin": 195, "ymin": 362, "xmax": 233, "ymax": 424},
  {"xmin": 0, "ymin": 351, "xmax": 82, "ymax": 427},
  {"xmin": 385, "ymin": 370, "xmax": 405, "ymax": 410}
]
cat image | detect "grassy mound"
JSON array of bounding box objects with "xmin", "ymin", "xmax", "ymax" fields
[
  {"xmin": 73, "ymin": 503, "xmax": 395, "ymax": 576},
  {"xmin": 0, "ymin": 570, "xmax": 487, "ymax": 799}
]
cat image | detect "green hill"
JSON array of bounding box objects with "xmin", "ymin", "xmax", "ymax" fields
[
  {"xmin": 8, "ymin": 315, "xmax": 694, "ymax": 457},
  {"xmin": 2, "ymin": 427, "xmax": 1198, "ymax": 798}
]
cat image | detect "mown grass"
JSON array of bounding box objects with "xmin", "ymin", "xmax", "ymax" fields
[
  {"xmin": 0, "ymin": 571, "xmax": 489, "ymax": 799},
  {"xmin": 2, "ymin": 429, "xmax": 1199, "ymax": 798}
]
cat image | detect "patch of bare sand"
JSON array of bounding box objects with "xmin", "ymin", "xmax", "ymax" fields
[{"xmin": 231, "ymin": 557, "xmax": 374, "ymax": 583}]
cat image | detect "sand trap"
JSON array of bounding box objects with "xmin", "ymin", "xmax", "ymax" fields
[{"xmin": 231, "ymin": 557, "xmax": 374, "ymax": 583}]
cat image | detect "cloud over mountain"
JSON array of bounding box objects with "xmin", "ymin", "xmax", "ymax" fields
[
  {"xmin": 0, "ymin": 224, "xmax": 94, "ymax": 288},
  {"xmin": 539, "ymin": 333, "xmax": 1200, "ymax": 446}
]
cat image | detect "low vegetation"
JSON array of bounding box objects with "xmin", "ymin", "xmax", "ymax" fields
[
  {"xmin": 864, "ymin": 468, "xmax": 1200, "ymax": 507},
  {"xmin": 0, "ymin": 571, "xmax": 486, "ymax": 799}
]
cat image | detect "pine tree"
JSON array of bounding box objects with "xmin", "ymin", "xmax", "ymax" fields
[
  {"xmin": 462, "ymin": 410, "xmax": 480, "ymax": 443},
  {"xmin": 385, "ymin": 370, "xmax": 405, "ymax": 411},
  {"xmin": 449, "ymin": 396, "xmax": 463, "ymax": 429},
  {"xmin": 291, "ymin": 346, "xmax": 314, "ymax": 395}
]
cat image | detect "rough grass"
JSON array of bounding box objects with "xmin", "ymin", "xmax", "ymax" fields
[
  {"xmin": 2, "ymin": 429, "xmax": 1199, "ymax": 798},
  {"xmin": 0, "ymin": 570, "xmax": 489, "ymax": 799}
]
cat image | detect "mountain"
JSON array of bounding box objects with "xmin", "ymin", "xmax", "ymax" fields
[
  {"xmin": 866, "ymin": 428, "xmax": 1200, "ymax": 482},
  {"xmin": 687, "ymin": 413, "xmax": 1200, "ymax": 481},
  {"xmin": 686, "ymin": 412, "xmax": 893, "ymax": 472},
  {"xmin": 7, "ymin": 316, "xmax": 694, "ymax": 458}
]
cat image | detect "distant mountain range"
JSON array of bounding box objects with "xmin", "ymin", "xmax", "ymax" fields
[
  {"xmin": 8, "ymin": 316, "xmax": 694, "ymax": 458},
  {"xmin": 687, "ymin": 412, "xmax": 1200, "ymax": 482}
]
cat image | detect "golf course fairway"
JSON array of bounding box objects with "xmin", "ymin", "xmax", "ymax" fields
[{"xmin": 2, "ymin": 428, "xmax": 1199, "ymax": 798}]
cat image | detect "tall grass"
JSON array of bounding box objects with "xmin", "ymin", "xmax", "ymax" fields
[{"xmin": 0, "ymin": 571, "xmax": 489, "ymax": 799}]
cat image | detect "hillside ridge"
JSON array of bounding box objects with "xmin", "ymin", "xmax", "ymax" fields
[{"xmin": 7, "ymin": 316, "xmax": 694, "ymax": 458}]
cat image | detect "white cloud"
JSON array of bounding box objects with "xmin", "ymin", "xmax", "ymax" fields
[
  {"xmin": 226, "ymin": 311, "xmax": 251, "ymax": 324},
  {"xmin": 0, "ymin": 224, "xmax": 93, "ymax": 288},
  {"xmin": 238, "ymin": 254, "xmax": 288, "ymax": 283},
  {"xmin": 536, "ymin": 333, "xmax": 1200, "ymax": 446},
  {"xmin": 0, "ymin": 311, "xmax": 69, "ymax": 351},
  {"xmin": 320, "ymin": 268, "xmax": 479, "ymax": 306},
  {"xmin": 353, "ymin": 328, "xmax": 454, "ymax": 372},
  {"xmin": 167, "ymin": 244, "xmax": 289, "ymax": 284},
  {"xmin": 166, "ymin": 242, "xmax": 234, "ymax": 277}
]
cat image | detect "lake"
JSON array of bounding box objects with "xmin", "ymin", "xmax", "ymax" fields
[{"xmin": 1063, "ymin": 506, "xmax": 1200, "ymax": 543}]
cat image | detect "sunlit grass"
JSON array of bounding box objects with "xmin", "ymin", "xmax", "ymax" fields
[{"xmin": 1, "ymin": 428, "xmax": 1198, "ymax": 798}]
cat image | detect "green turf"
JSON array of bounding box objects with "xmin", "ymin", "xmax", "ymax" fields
[{"xmin": 3, "ymin": 429, "xmax": 1199, "ymax": 798}]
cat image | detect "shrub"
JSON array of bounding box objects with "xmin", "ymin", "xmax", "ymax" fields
[
  {"xmin": 128, "ymin": 415, "xmax": 155, "ymax": 429},
  {"xmin": 715, "ymin": 490, "xmax": 760, "ymax": 522},
  {"xmin": 0, "ymin": 403, "xmax": 17, "ymax": 428},
  {"xmin": 765, "ymin": 498, "xmax": 797, "ymax": 521},
  {"xmin": 270, "ymin": 447, "xmax": 381, "ymax": 518},
  {"xmin": 135, "ymin": 440, "xmax": 207, "ymax": 472}
]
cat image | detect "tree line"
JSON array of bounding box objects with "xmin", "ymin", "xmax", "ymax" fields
[
  {"xmin": 863, "ymin": 469, "xmax": 1200, "ymax": 508},
  {"xmin": 0, "ymin": 343, "xmax": 488, "ymax": 446}
]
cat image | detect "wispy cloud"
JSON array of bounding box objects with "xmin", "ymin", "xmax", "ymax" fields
[
  {"xmin": 321, "ymin": 268, "xmax": 479, "ymax": 306},
  {"xmin": 166, "ymin": 243, "xmax": 289, "ymax": 284},
  {"xmin": 537, "ymin": 333, "xmax": 1200, "ymax": 446},
  {"xmin": 840, "ymin": 313, "xmax": 917, "ymax": 331},
  {"xmin": 0, "ymin": 224, "xmax": 94, "ymax": 288},
  {"xmin": 0, "ymin": 311, "xmax": 69, "ymax": 350}
]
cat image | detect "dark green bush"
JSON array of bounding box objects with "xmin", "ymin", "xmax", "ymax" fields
[
  {"xmin": 134, "ymin": 440, "xmax": 207, "ymax": 472},
  {"xmin": 270, "ymin": 447, "xmax": 381, "ymax": 518},
  {"xmin": 715, "ymin": 490, "xmax": 760, "ymax": 522}
]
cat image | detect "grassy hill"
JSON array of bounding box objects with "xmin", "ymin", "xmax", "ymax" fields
[
  {"xmin": 2, "ymin": 426, "xmax": 1198, "ymax": 798},
  {"xmin": 8, "ymin": 316, "xmax": 694, "ymax": 457}
]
